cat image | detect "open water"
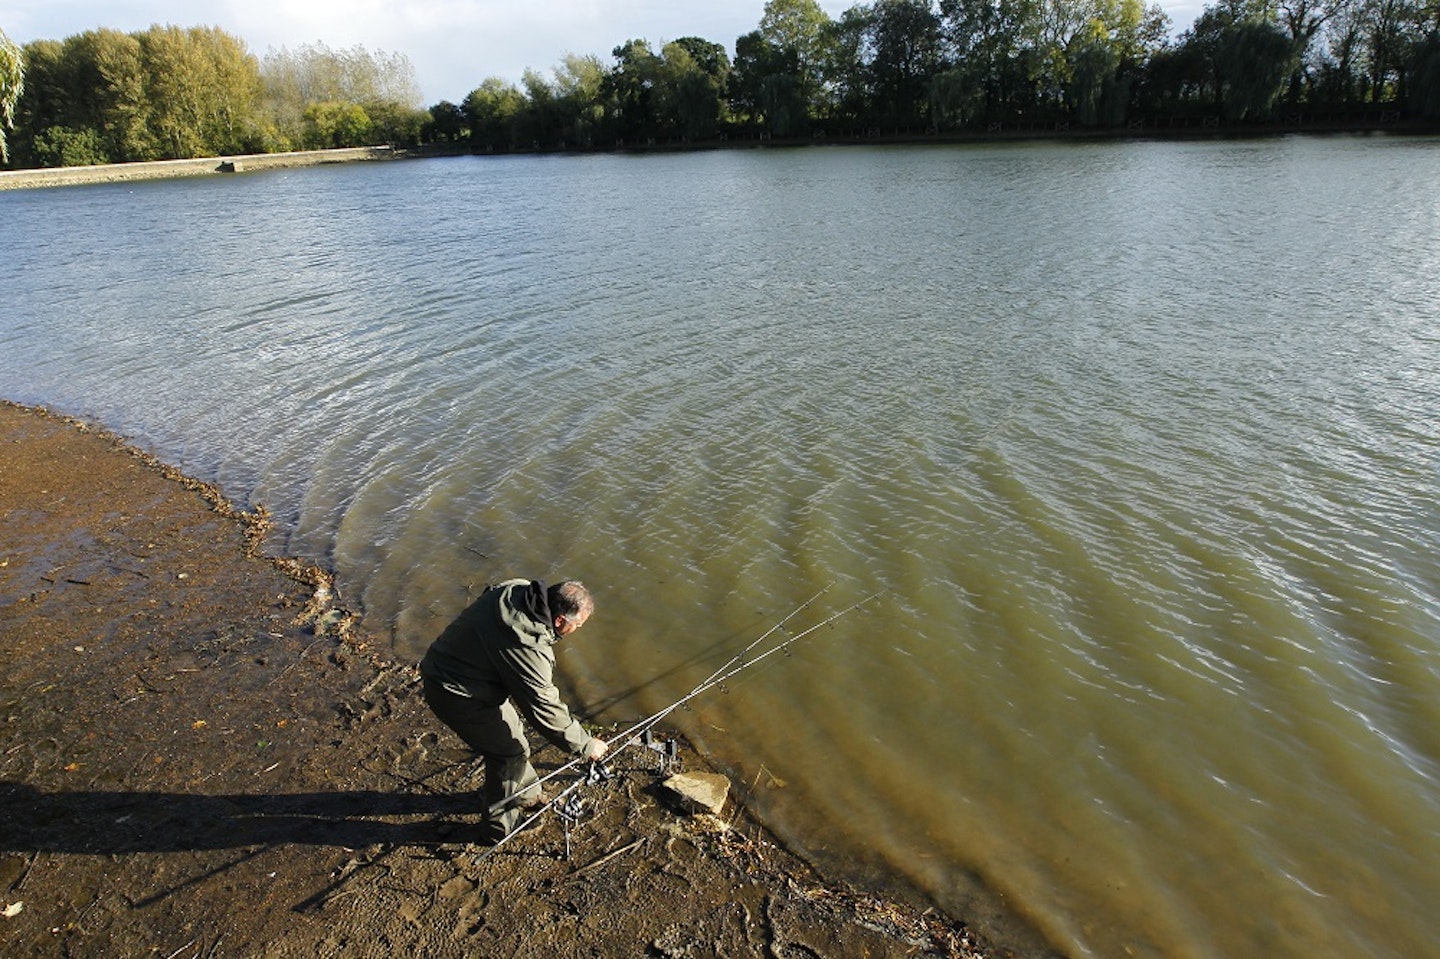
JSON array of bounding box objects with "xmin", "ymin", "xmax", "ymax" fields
[{"xmin": 3, "ymin": 136, "xmax": 1439, "ymax": 958}]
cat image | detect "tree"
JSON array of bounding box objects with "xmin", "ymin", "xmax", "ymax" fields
[
  {"xmin": 929, "ymin": 64, "xmax": 987, "ymax": 126},
  {"xmin": 939, "ymin": 0, "xmax": 1035, "ymax": 121},
  {"xmin": 84, "ymin": 29, "xmax": 152, "ymax": 159},
  {"xmin": 1069, "ymin": 36, "xmax": 1124, "ymax": 123},
  {"xmin": 31, "ymin": 123, "xmax": 108, "ymax": 166},
  {"xmin": 11, "ymin": 31, "xmax": 148, "ymax": 164},
  {"xmin": 426, "ymin": 100, "xmax": 465, "ymax": 141},
  {"xmin": 1178, "ymin": 0, "xmax": 1283, "ymax": 110},
  {"xmin": 605, "ymin": 39, "xmax": 663, "ymax": 140},
  {"xmin": 552, "ymin": 53, "xmax": 607, "ymax": 145},
  {"xmin": 1277, "ymin": 0, "xmax": 1340, "ymax": 100},
  {"xmin": 1410, "ymin": 30, "xmax": 1440, "ymax": 115},
  {"xmin": 1356, "ymin": 0, "xmax": 1429, "ymax": 101},
  {"xmin": 732, "ymin": 30, "xmax": 810, "ymax": 132},
  {"xmin": 1215, "ymin": 18, "xmax": 1297, "ymax": 118},
  {"xmin": 758, "ymin": 0, "xmax": 835, "ymax": 109},
  {"xmin": 1311, "ymin": 0, "xmax": 1367, "ymax": 102},
  {"xmin": 826, "ymin": 5, "xmax": 878, "ymax": 121},
  {"xmin": 303, "ymin": 100, "xmax": 371, "ymax": 147},
  {"xmin": 139, "ymin": 25, "xmax": 261, "ymax": 157},
  {"xmin": 261, "ymin": 42, "xmax": 421, "ymax": 148},
  {"xmin": 869, "ymin": 0, "xmax": 945, "ymax": 123},
  {"xmin": 656, "ymin": 38, "xmax": 730, "ymax": 139},
  {"xmin": 1, "ymin": 27, "xmax": 23, "ymax": 164},
  {"xmin": 464, "ymin": 77, "xmax": 526, "ymax": 149}
]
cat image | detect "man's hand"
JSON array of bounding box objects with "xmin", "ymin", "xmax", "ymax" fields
[{"xmin": 583, "ymin": 737, "xmax": 609, "ymax": 762}]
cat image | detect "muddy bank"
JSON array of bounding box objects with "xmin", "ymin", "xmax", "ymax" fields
[
  {"xmin": 0, "ymin": 147, "xmax": 414, "ymax": 191},
  {"xmin": 0, "ymin": 400, "xmax": 1006, "ymax": 958}
]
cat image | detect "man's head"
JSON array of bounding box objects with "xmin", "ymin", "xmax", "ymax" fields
[{"xmin": 548, "ymin": 580, "xmax": 594, "ymax": 635}]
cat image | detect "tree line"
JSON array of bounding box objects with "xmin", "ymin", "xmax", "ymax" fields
[
  {"xmin": 0, "ymin": 25, "xmax": 428, "ymax": 168},
  {"xmin": 447, "ymin": 0, "xmax": 1438, "ymax": 150},
  {"xmin": 4, "ymin": 0, "xmax": 1439, "ymax": 169}
]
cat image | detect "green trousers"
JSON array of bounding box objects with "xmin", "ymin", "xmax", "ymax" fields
[{"xmin": 422, "ymin": 676, "xmax": 540, "ymax": 840}]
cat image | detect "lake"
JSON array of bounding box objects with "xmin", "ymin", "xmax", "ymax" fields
[{"xmin": 3, "ymin": 135, "xmax": 1439, "ymax": 958}]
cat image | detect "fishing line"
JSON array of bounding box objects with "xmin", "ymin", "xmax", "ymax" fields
[
  {"xmin": 475, "ymin": 587, "xmax": 880, "ymax": 860},
  {"xmin": 488, "ymin": 583, "xmax": 833, "ymax": 814}
]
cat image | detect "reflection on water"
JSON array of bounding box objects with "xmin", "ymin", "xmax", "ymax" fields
[{"xmin": 4, "ymin": 136, "xmax": 1440, "ymax": 958}]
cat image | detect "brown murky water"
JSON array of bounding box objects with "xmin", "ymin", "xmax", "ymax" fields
[{"xmin": 5, "ymin": 137, "xmax": 1440, "ymax": 958}]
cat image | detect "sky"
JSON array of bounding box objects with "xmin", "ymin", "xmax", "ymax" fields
[{"xmin": 5, "ymin": 0, "xmax": 1208, "ymax": 107}]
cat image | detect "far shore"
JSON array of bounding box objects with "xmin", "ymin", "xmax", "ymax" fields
[
  {"xmin": 3, "ymin": 116, "xmax": 1433, "ymax": 191},
  {"xmin": 0, "ymin": 145, "xmax": 415, "ymax": 190}
]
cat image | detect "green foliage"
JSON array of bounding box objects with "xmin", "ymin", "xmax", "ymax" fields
[
  {"xmin": 929, "ymin": 65, "xmax": 987, "ymax": 127},
  {"xmin": 1069, "ymin": 39, "xmax": 1124, "ymax": 124},
  {"xmin": 303, "ymin": 101, "xmax": 372, "ymax": 148},
  {"xmin": 464, "ymin": 77, "xmax": 527, "ymax": 149},
  {"xmin": 658, "ymin": 39, "xmax": 730, "ymax": 139},
  {"xmin": 364, "ymin": 100, "xmax": 429, "ymax": 146},
  {"xmin": 425, "ymin": 100, "xmax": 466, "ymax": 141},
  {"xmin": 139, "ymin": 25, "xmax": 262, "ymax": 158},
  {"xmin": 869, "ymin": 0, "xmax": 946, "ymax": 122},
  {"xmin": 1, "ymin": 27, "xmax": 23, "ymax": 163},
  {"xmin": 1215, "ymin": 19, "xmax": 1296, "ymax": 119},
  {"xmin": 734, "ymin": 31, "xmax": 808, "ymax": 130},
  {"xmin": 1408, "ymin": 31, "xmax": 1440, "ymax": 116},
  {"xmin": 31, "ymin": 124, "xmax": 109, "ymax": 166},
  {"xmin": 6, "ymin": 0, "xmax": 1435, "ymax": 169},
  {"xmin": 261, "ymin": 42, "xmax": 421, "ymax": 149},
  {"xmin": 759, "ymin": 0, "xmax": 835, "ymax": 109}
]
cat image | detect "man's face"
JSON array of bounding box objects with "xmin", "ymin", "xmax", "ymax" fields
[{"xmin": 555, "ymin": 610, "xmax": 588, "ymax": 636}]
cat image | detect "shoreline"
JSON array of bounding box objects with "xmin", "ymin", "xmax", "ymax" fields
[
  {"xmin": 0, "ymin": 146, "xmax": 413, "ymax": 191},
  {"xmin": 2, "ymin": 118, "xmax": 1433, "ymax": 191},
  {"xmin": 0, "ymin": 400, "xmax": 1015, "ymax": 958}
]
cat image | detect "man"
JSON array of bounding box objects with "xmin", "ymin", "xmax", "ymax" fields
[{"xmin": 421, "ymin": 578, "xmax": 608, "ymax": 843}]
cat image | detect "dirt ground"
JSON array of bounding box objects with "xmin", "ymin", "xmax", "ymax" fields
[{"xmin": 0, "ymin": 401, "xmax": 1004, "ymax": 958}]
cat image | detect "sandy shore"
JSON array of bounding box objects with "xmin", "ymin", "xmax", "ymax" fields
[{"xmin": 0, "ymin": 401, "xmax": 1004, "ymax": 958}]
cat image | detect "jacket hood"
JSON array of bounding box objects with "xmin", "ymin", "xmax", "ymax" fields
[{"xmin": 498, "ymin": 579, "xmax": 556, "ymax": 649}]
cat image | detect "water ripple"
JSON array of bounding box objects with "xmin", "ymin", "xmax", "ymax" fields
[{"xmin": 5, "ymin": 138, "xmax": 1440, "ymax": 959}]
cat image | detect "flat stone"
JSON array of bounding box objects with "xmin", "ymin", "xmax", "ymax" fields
[{"xmin": 662, "ymin": 771, "xmax": 730, "ymax": 816}]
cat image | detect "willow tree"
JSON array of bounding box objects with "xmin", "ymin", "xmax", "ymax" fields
[
  {"xmin": 1, "ymin": 27, "xmax": 22, "ymax": 163},
  {"xmin": 261, "ymin": 41, "xmax": 422, "ymax": 149}
]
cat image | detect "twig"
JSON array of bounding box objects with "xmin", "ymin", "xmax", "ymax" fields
[
  {"xmin": 163, "ymin": 940, "xmax": 196, "ymax": 959},
  {"xmin": 264, "ymin": 638, "xmax": 325, "ymax": 687},
  {"xmin": 12, "ymin": 852, "xmax": 39, "ymax": 891},
  {"xmin": 729, "ymin": 768, "xmax": 764, "ymax": 829},
  {"xmin": 571, "ymin": 837, "xmax": 645, "ymax": 878}
]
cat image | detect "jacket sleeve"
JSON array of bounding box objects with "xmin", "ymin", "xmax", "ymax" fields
[{"xmin": 492, "ymin": 643, "xmax": 593, "ymax": 756}]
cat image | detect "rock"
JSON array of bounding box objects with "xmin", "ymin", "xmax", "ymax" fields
[{"xmin": 662, "ymin": 771, "xmax": 730, "ymax": 817}]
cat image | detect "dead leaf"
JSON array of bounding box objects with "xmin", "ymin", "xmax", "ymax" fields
[{"xmin": 3, "ymin": 902, "xmax": 22, "ymax": 919}]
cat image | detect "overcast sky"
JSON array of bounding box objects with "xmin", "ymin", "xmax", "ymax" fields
[{"xmin": 5, "ymin": 0, "xmax": 1207, "ymax": 106}]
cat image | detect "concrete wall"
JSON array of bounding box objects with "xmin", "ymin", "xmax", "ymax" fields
[{"xmin": 0, "ymin": 146, "xmax": 397, "ymax": 191}]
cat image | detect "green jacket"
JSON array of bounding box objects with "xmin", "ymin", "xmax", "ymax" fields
[{"xmin": 420, "ymin": 578, "xmax": 593, "ymax": 756}]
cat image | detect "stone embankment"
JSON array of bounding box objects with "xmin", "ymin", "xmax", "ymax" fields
[{"xmin": 0, "ymin": 145, "xmax": 398, "ymax": 190}]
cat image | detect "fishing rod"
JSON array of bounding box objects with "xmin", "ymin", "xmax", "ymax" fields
[
  {"xmin": 475, "ymin": 588, "xmax": 880, "ymax": 860},
  {"xmin": 487, "ymin": 583, "xmax": 834, "ymax": 814},
  {"xmin": 608, "ymin": 589, "xmax": 882, "ymax": 753}
]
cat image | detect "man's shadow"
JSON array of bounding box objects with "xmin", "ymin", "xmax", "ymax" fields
[{"xmin": 0, "ymin": 779, "xmax": 482, "ymax": 855}]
